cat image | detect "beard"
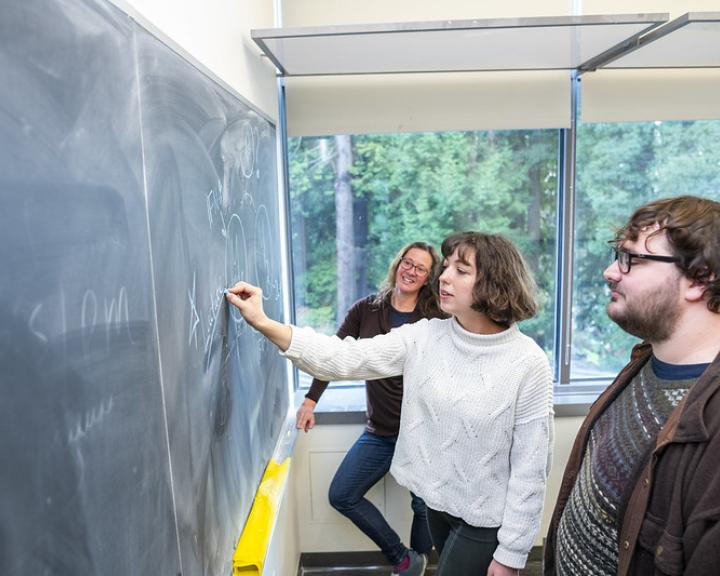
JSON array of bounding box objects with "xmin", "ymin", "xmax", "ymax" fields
[{"xmin": 606, "ymin": 275, "xmax": 681, "ymax": 342}]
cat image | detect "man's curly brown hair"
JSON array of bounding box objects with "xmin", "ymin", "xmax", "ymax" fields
[{"xmin": 614, "ymin": 195, "xmax": 720, "ymax": 313}]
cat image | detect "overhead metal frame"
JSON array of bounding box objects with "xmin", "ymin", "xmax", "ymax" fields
[
  {"xmin": 252, "ymin": 14, "xmax": 668, "ymax": 77},
  {"xmin": 601, "ymin": 12, "xmax": 720, "ymax": 69}
]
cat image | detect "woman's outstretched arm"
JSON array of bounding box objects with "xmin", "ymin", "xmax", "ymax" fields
[{"xmin": 227, "ymin": 281, "xmax": 410, "ymax": 382}]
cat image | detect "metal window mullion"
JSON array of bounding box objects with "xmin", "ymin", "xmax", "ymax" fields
[
  {"xmin": 276, "ymin": 78, "xmax": 299, "ymax": 393},
  {"xmin": 554, "ymin": 71, "xmax": 579, "ymax": 385}
]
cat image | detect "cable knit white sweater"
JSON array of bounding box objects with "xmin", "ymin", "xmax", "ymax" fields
[{"xmin": 284, "ymin": 317, "xmax": 554, "ymax": 569}]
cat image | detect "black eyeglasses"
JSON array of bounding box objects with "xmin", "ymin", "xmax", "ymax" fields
[
  {"xmin": 613, "ymin": 248, "xmax": 679, "ymax": 274},
  {"xmin": 399, "ymin": 257, "xmax": 430, "ymax": 277}
]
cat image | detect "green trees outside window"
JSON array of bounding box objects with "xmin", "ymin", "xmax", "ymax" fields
[
  {"xmin": 573, "ymin": 120, "xmax": 720, "ymax": 378},
  {"xmin": 289, "ymin": 130, "xmax": 558, "ymax": 353}
]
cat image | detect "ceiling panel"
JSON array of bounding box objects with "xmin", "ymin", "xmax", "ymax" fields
[{"xmin": 252, "ymin": 14, "xmax": 667, "ymax": 76}]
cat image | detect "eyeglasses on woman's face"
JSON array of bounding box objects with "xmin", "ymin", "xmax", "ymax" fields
[
  {"xmin": 613, "ymin": 248, "xmax": 679, "ymax": 274},
  {"xmin": 399, "ymin": 256, "xmax": 430, "ymax": 277}
]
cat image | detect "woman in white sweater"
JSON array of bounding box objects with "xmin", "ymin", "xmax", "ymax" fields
[{"xmin": 226, "ymin": 232, "xmax": 553, "ymax": 576}]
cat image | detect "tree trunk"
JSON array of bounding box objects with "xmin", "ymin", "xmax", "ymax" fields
[
  {"xmin": 334, "ymin": 134, "xmax": 355, "ymax": 326},
  {"xmin": 354, "ymin": 192, "xmax": 368, "ymax": 298},
  {"xmin": 527, "ymin": 163, "xmax": 542, "ymax": 271}
]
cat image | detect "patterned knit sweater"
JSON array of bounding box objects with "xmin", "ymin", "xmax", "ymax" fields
[
  {"xmin": 284, "ymin": 317, "xmax": 554, "ymax": 569},
  {"xmin": 555, "ymin": 361, "xmax": 694, "ymax": 575}
]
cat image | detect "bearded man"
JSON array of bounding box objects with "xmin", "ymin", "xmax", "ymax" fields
[{"xmin": 545, "ymin": 195, "xmax": 720, "ymax": 576}]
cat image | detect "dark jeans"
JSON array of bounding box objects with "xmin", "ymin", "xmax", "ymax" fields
[
  {"xmin": 427, "ymin": 508, "xmax": 499, "ymax": 576},
  {"xmin": 328, "ymin": 431, "xmax": 433, "ymax": 565}
]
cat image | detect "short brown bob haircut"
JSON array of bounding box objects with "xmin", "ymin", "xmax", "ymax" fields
[
  {"xmin": 614, "ymin": 195, "xmax": 720, "ymax": 313},
  {"xmin": 441, "ymin": 231, "xmax": 537, "ymax": 325}
]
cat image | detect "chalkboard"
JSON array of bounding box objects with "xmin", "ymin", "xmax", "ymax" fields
[{"xmin": 0, "ymin": 1, "xmax": 288, "ymax": 575}]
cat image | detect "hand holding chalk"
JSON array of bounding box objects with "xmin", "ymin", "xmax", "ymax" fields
[
  {"xmin": 225, "ymin": 282, "xmax": 292, "ymax": 351},
  {"xmin": 225, "ymin": 282, "xmax": 266, "ymax": 328},
  {"xmin": 225, "ymin": 281, "xmax": 292, "ymax": 351}
]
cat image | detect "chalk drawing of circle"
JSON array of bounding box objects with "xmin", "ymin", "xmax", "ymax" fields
[
  {"xmin": 226, "ymin": 213, "xmax": 249, "ymax": 281},
  {"xmin": 226, "ymin": 213, "xmax": 250, "ymax": 332},
  {"xmin": 81, "ymin": 289, "xmax": 98, "ymax": 349},
  {"xmin": 254, "ymin": 204, "xmax": 279, "ymax": 301},
  {"xmin": 238, "ymin": 121, "xmax": 256, "ymax": 179}
]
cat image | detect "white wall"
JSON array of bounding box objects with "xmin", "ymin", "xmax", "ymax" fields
[
  {"xmin": 281, "ymin": 0, "xmax": 576, "ymax": 26},
  {"xmin": 118, "ymin": 0, "xmax": 278, "ymax": 121},
  {"xmin": 286, "ymin": 72, "xmax": 572, "ymax": 137}
]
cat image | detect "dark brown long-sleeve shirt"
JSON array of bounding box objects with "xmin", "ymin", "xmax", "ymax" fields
[{"xmin": 305, "ymin": 295, "xmax": 424, "ymax": 436}]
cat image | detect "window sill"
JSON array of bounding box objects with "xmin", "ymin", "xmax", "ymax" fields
[
  {"xmin": 294, "ymin": 385, "xmax": 368, "ymax": 425},
  {"xmin": 295, "ymin": 379, "xmax": 608, "ymax": 423}
]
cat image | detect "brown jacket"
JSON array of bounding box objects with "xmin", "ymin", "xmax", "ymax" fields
[
  {"xmin": 545, "ymin": 344, "xmax": 720, "ymax": 576},
  {"xmin": 305, "ymin": 295, "xmax": 425, "ymax": 436}
]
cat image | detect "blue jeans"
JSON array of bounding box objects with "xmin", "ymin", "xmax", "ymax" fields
[{"xmin": 328, "ymin": 431, "xmax": 433, "ymax": 565}]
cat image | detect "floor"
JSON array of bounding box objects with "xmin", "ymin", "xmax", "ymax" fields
[{"xmin": 298, "ymin": 550, "xmax": 543, "ymax": 575}]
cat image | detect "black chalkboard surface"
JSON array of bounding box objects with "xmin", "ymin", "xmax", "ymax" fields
[{"xmin": 0, "ymin": 1, "xmax": 288, "ymax": 575}]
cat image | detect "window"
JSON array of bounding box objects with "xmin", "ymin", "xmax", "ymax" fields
[
  {"xmin": 288, "ymin": 130, "xmax": 559, "ymax": 388},
  {"xmin": 572, "ymin": 120, "xmax": 720, "ymax": 379}
]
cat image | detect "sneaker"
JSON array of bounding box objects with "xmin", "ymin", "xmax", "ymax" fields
[{"xmin": 391, "ymin": 549, "xmax": 428, "ymax": 576}]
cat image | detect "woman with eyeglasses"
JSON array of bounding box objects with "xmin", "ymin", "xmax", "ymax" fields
[
  {"xmin": 226, "ymin": 232, "xmax": 553, "ymax": 576},
  {"xmin": 296, "ymin": 241, "xmax": 444, "ymax": 575}
]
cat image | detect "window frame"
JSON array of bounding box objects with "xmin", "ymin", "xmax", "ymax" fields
[{"xmin": 281, "ymin": 73, "xmax": 685, "ymax": 413}]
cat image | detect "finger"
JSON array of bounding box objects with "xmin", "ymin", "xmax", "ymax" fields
[
  {"xmin": 227, "ymin": 281, "xmax": 257, "ymax": 296},
  {"xmin": 224, "ymin": 291, "xmax": 243, "ymax": 306},
  {"xmin": 296, "ymin": 411, "xmax": 309, "ymax": 427},
  {"xmin": 226, "ymin": 284, "xmax": 247, "ymax": 296},
  {"xmin": 296, "ymin": 411, "xmax": 309, "ymax": 432}
]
